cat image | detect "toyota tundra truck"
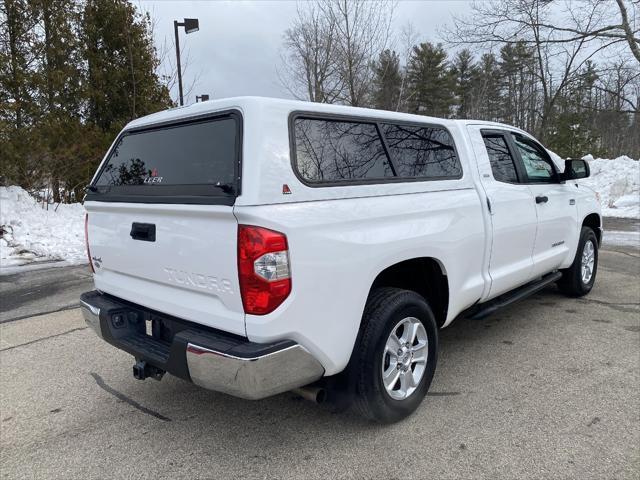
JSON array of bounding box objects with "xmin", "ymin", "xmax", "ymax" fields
[{"xmin": 81, "ymin": 96, "xmax": 601, "ymax": 423}]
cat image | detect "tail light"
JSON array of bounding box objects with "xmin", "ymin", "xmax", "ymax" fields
[
  {"xmin": 85, "ymin": 213, "xmax": 95, "ymax": 273},
  {"xmin": 238, "ymin": 225, "xmax": 291, "ymax": 315}
]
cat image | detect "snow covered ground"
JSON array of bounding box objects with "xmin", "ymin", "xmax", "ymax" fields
[
  {"xmin": 579, "ymin": 155, "xmax": 640, "ymax": 219},
  {"xmin": 0, "ymin": 186, "xmax": 86, "ymax": 272},
  {"xmin": 0, "ymin": 156, "xmax": 638, "ymax": 271}
]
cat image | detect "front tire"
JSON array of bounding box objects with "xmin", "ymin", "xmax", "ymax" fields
[
  {"xmin": 558, "ymin": 227, "xmax": 599, "ymax": 297},
  {"xmin": 353, "ymin": 288, "xmax": 438, "ymax": 423}
]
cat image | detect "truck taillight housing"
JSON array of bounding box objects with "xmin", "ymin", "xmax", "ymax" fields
[
  {"xmin": 85, "ymin": 213, "xmax": 95, "ymax": 273},
  {"xmin": 238, "ymin": 225, "xmax": 291, "ymax": 315}
]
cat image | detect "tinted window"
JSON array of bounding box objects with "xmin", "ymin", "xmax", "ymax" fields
[
  {"xmin": 293, "ymin": 118, "xmax": 393, "ymax": 182},
  {"xmin": 381, "ymin": 124, "xmax": 461, "ymax": 178},
  {"xmin": 95, "ymin": 117, "xmax": 238, "ymax": 189},
  {"xmin": 512, "ymin": 135, "xmax": 556, "ymax": 182},
  {"xmin": 483, "ymin": 135, "xmax": 518, "ymax": 183}
]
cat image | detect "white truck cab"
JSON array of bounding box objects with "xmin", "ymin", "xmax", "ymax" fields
[{"xmin": 81, "ymin": 97, "xmax": 601, "ymax": 422}]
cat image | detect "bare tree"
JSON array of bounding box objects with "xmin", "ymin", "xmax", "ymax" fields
[
  {"xmin": 279, "ymin": 0, "xmax": 395, "ymax": 106},
  {"xmin": 319, "ymin": 0, "xmax": 396, "ymax": 106},
  {"xmin": 523, "ymin": 0, "xmax": 639, "ymax": 65},
  {"xmin": 278, "ymin": 3, "xmax": 341, "ymax": 102},
  {"xmin": 615, "ymin": 0, "xmax": 640, "ymax": 64},
  {"xmin": 396, "ymin": 21, "xmax": 419, "ymax": 111},
  {"xmin": 443, "ymin": 0, "xmax": 638, "ymax": 139}
]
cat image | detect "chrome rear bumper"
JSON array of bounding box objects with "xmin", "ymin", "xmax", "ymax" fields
[
  {"xmin": 80, "ymin": 299, "xmax": 102, "ymax": 338},
  {"xmin": 186, "ymin": 343, "xmax": 324, "ymax": 400},
  {"xmin": 79, "ymin": 291, "xmax": 324, "ymax": 400}
]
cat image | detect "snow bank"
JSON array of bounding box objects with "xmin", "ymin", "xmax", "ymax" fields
[
  {"xmin": 0, "ymin": 186, "xmax": 86, "ymax": 270},
  {"xmin": 579, "ymin": 156, "xmax": 639, "ymax": 219}
]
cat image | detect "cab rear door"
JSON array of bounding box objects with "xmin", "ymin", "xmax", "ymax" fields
[{"xmin": 468, "ymin": 126, "xmax": 538, "ymax": 299}]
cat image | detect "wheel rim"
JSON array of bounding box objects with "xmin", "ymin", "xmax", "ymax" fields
[
  {"xmin": 381, "ymin": 317, "xmax": 428, "ymax": 401},
  {"xmin": 581, "ymin": 239, "xmax": 595, "ymax": 284}
]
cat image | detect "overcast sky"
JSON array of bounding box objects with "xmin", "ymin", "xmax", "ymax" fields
[{"xmin": 140, "ymin": 1, "xmax": 472, "ymax": 105}]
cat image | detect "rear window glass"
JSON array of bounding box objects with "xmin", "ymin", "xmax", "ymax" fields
[
  {"xmin": 483, "ymin": 135, "xmax": 519, "ymax": 183},
  {"xmin": 95, "ymin": 117, "xmax": 238, "ymax": 188},
  {"xmin": 380, "ymin": 124, "xmax": 461, "ymax": 178},
  {"xmin": 293, "ymin": 118, "xmax": 394, "ymax": 182}
]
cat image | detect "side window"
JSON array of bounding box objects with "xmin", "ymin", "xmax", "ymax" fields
[
  {"xmin": 482, "ymin": 134, "xmax": 519, "ymax": 183},
  {"xmin": 380, "ymin": 124, "xmax": 462, "ymax": 179},
  {"xmin": 512, "ymin": 135, "xmax": 557, "ymax": 183},
  {"xmin": 293, "ymin": 118, "xmax": 393, "ymax": 183}
]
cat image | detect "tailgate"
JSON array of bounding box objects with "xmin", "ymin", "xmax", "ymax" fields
[
  {"xmin": 85, "ymin": 202, "xmax": 244, "ymax": 335},
  {"xmin": 84, "ymin": 110, "xmax": 245, "ymax": 335}
]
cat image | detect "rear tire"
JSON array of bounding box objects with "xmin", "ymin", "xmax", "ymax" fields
[
  {"xmin": 353, "ymin": 288, "xmax": 438, "ymax": 423},
  {"xmin": 558, "ymin": 227, "xmax": 598, "ymax": 297}
]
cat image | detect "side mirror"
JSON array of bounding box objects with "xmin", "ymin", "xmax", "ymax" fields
[{"xmin": 562, "ymin": 158, "xmax": 590, "ymax": 181}]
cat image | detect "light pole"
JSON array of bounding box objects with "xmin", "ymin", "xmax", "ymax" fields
[
  {"xmin": 173, "ymin": 18, "xmax": 199, "ymax": 106},
  {"xmin": 196, "ymin": 94, "xmax": 210, "ymax": 102}
]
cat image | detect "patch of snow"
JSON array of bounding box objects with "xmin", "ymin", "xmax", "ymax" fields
[
  {"xmin": 579, "ymin": 156, "xmax": 639, "ymax": 219},
  {"xmin": 0, "ymin": 186, "xmax": 87, "ymax": 272},
  {"xmin": 603, "ymin": 230, "xmax": 640, "ymax": 248}
]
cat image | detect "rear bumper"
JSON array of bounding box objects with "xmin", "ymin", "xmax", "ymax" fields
[{"xmin": 80, "ymin": 291, "xmax": 324, "ymax": 400}]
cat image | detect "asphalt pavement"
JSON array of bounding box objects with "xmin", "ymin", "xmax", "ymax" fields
[
  {"xmin": 0, "ymin": 232, "xmax": 638, "ymax": 479},
  {"xmin": 0, "ymin": 265, "xmax": 92, "ymax": 323}
]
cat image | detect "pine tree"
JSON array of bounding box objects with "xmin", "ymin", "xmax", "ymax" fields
[
  {"xmin": 406, "ymin": 42, "xmax": 454, "ymax": 117},
  {"xmin": 450, "ymin": 49, "xmax": 477, "ymax": 119},
  {"xmin": 31, "ymin": 0, "xmax": 85, "ymax": 201},
  {"xmin": 0, "ymin": 0, "xmax": 40, "ymax": 187},
  {"xmin": 473, "ymin": 53, "xmax": 502, "ymax": 122},
  {"xmin": 499, "ymin": 42, "xmax": 535, "ymax": 129},
  {"xmin": 371, "ymin": 49, "xmax": 402, "ymax": 111},
  {"xmin": 82, "ymin": 0, "xmax": 172, "ymax": 136}
]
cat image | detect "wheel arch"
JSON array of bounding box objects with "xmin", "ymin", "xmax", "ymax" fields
[
  {"xmin": 582, "ymin": 213, "xmax": 602, "ymax": 245},
  {"xmin": 369, "ymin": 257, "xmax": 449, "ymax": 328}
]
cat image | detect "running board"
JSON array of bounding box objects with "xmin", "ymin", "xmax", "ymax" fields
[{"xmin": 469, "ymin": 271, "xmax": 563, "ymax": 320}]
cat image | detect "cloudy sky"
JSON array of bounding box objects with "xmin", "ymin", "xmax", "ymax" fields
[{"xmin": 140, "ymin": 1, "xmax": 472, "ymax": 105}]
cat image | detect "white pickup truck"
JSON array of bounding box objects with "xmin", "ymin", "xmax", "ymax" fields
[{"xmin": 81, "ymin": 97, "xmax": 601, "ymax": 422}]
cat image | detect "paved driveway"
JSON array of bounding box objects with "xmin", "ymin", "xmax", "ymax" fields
[{"xmin": 1, "ymin": 247, "xmax": 638, "ymax": 479}]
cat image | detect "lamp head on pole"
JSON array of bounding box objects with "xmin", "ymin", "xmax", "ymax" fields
[{"xmin": 183, "ymin": 18, "xmax": 199, "ymax": 34}]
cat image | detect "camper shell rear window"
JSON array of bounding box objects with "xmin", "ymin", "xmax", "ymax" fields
[{"xmin": 86, "ymin": 110, "xmax": 242, "ymax": 205}]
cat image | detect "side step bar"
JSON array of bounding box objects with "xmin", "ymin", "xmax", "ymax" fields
[{"xmin": 469, "ymin": 271, "xmax": 563, "ymax": 320}]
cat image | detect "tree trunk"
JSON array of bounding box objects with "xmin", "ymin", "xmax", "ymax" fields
[{"xmin": 615, "ymin": 0, "xmax": 640, "ymax": 65}]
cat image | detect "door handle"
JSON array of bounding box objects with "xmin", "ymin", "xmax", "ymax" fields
[
  {"xmin": 130, "ymin": 222, "xmax": 156, "ymax": 242},
  {"xmin": 535, "ymin": 195, "xmax": 548, "ymax": 204}
]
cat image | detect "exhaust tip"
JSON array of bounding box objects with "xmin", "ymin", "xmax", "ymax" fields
[{"xmin": 292, "ymin": 386, "xmax": 326, "ymax": 404}]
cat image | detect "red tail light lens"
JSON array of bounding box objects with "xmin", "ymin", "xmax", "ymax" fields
[
  {"xmin": 85, "ymin": 213, "xmax": 95, "ymax": 273},
  {"xmin": 238, "ymin": 225, "xmax": 291, "ymax": 315}
]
